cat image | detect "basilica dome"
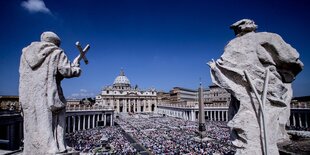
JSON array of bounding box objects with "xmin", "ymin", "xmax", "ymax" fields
[{"xmin": 113, "ymin": 70, "xmax": 131, "ymax": 89}]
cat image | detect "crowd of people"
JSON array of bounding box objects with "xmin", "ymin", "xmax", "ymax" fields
[
  {"xmin": 66, "ymin": 113, "xmax": 236, "ymax": 155},
  {"xmin": 116, "ymin": 114, "xmax": 236, "ymax": 155},
  {"xmin": 66, "ymin": 126, "xmax": 137, "ymax": 154}
]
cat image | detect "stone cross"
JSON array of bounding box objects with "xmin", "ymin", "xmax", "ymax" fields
[{"xmin": 75, "ymin": 41, "xmax": 90, "ymax": 65}]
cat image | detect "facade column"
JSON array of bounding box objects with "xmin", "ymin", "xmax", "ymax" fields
[
  {"xmin": 67, "ymin": 116, "xmax": 71, "ymax": 133},
  {"xmin": 137, "ymin": 99, "xmax": 141, "ymax": 112},
  {"xmin": 83, "ymin": 115, "xmax": 86, "ymax": 130},
  {"xmin": 101, "ymin": 113, "xmax": 104, "ymax": 121},
  {"xmin": 123, "ymin": 99, "xmax": 127, "ymax": 112},
  {"xmin": 73, "ymin": 116, "xmax": 76, "ymax": 132},
  {"xmin": 143, "ymin": 100, "xmax": 147, "ymax": 112},
  {"xmin": 133, "ymin": 99, "xmax": 136, "ymax": 113},
  {"xmin": 148, "ymin": 99, "xmax": 152, "ymax": 112},
  {"xmin": 77, "ymin": 115, "xmax": 81, "ymax": 131},
  {"xmin": 130, "ymin": 99, "xmax": 132, "ymax": 112},
  {"xmin": 211, "ymin": 111, "xmax": 214, "ymax": 121},
  {"xmin": 116, "ymin": 99, "xmax": 120, "ymax": 113},
  {"xmin": 87, "ymin": 115, "xmax": 91, "ymax": 129},
  {"xmin": 128, "ymin": 99, "xmax": 131, "ymax": 112}
]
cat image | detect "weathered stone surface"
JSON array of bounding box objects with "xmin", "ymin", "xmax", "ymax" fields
[
  {"xmin": 19, "ymin": 32, "xmax": 81, "ymax": 154},
  {"xmin": 208, "ymin": 19, "xmax": 303, "ymax": 155}
]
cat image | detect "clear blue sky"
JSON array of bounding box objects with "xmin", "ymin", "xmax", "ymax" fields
[{"xmin": 0, "ymin": 0, "xmax": 309, "ymax": 98}]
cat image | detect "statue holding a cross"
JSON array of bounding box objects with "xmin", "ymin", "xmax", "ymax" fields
[{"xmin": 19, "ymin": 31, "xmax": 90, "ymax": 154}]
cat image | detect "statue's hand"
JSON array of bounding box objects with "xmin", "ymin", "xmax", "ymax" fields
[
  {"xmin": 72, "ymin": 55, "xmax": 80, "ymax": 67},
  {"xmin": 207, "ymin": 59, "xmax": 216, "ymax": 69}
]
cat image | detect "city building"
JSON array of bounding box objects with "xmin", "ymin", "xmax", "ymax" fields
[
  {"xmin": 204, "ymin": 84, "xmax": 231, "ymax": 107},
  {"xmin": 169, "ymin": 87, "xmax": 197, "ymax": 106},
  {"xmin": 159, "ymin": 85, "xmax": 231, "ymax": 107},
  {"xmin": 157, "ymin": 85, "xmax": 230, "ymax": 121},
  {"xmin": 95, "ymin": 70, "xmax": 158, "ymax": 114}
]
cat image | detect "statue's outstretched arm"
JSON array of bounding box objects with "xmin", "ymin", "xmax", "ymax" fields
[{"xmin": 57, "ymin": 51, "xmax": 81, "ymax": 78}]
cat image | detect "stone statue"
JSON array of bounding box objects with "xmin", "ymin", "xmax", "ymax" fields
[
  {"xmin": 208, "ymin": 19, "xmax": 303, "ymax": 155},
  {"xmin": 19, "ymin": 32, "xmax": 81, "ymax": 154}
]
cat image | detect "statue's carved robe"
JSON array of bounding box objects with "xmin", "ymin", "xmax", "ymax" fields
[
  {"xmin": 209, "ymin": 32, "xmax": 303, "ymax": 155},
  {"xmin": 19, "ymin": 41, "xmax": 81, "ymax": 154}
]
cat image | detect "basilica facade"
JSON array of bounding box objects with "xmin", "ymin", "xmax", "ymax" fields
[{"xmin": 95, "ymin": 70, "xmax": 157, "ymax": 113}]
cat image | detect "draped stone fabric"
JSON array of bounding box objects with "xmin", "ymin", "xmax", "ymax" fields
[
  {"xmin": 209, "ymin": 30, "xmax": 303, "ymax": 154},
  {"xmin": 19, "ymin": 39, "xmax": 81, "ymax": 154}
]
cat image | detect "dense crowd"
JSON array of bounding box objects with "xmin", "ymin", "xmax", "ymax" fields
[
  {"xmin": 116, "ymin": 114, "xmax": 236, "ymax": 155},
  {"xmin": 66, "ymin": 126, "xmax": 137, "ymax": 154},
  {"xmin": 287, "ymin": 125, "xmax": 310, "ymax": 131},
  {"xmin": 66, "ymin": 114, "xmax": 236, "ymax": 154}
]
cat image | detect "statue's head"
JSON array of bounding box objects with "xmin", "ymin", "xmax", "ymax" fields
[
  {"xmin": 40, "ymin": 31, "xmax": 61, "ymax": 47},
  {"xmin": 230, "ymin": 19, "xmax": 257, "ymax": 37}
]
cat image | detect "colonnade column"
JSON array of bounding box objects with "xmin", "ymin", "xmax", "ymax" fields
[
  {"xmin": 110, "ymin": 114, "xmax": 113, "ymax": 126},
  {"xmin": 226, "ymin": 111, "xmax": 228, "ymax": 121},
  {"xmin": 96, "ymin": 114, "xmax": 99, "ymax": 126},
  {"xmin": 92, "ymin": 114, "xmax": 95, "ymax": 128},
  {"xmin": 221, "ymin": 111, "xmax": 224, "ymax": 121},
  {"xmin": 83, "ymin": 115, "xmax": 86, "ymax": 130},
  {"xmin": 305, "ymin": 113, "xmax": 308, "ymax": 128},
  {"xmin": 191, "ymin": 110, "xmax": 195, "ymax": 121},
  {"xmin": 77, "ymin": 115, "xmax": 81, "ymax": 131},
  {"xmin": 299, "ymin": 113, "xmax": 303, "ymax": 127},
  {"xmin": 72, "ymin": 116, "xmax": 76, "ymax": 132},
  {"xmin": 104, "ymin": 114, "xmax": 107, "ymax": 126},
  {"xmin": 292, "ymin": 113, "xmax": 296, "ymax": 126},
  {"xmin": 87, "ymin": 115, "xmax": 90, "ymax": 129}
]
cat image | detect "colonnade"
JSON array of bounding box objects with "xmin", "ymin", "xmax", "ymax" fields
[
  {"xmin": 66, "ymin": 112, "xmax": 113, "ymax": 133},
  {"xmin": 157, "ymin": 108, "xmax": 229, "ymax": 122},
  {"xmin": 206, "ymin": 110, "xmax": 228, "ymax": 121},
  {"xmin": 288, "ymin": 112, "xmax": 309, "ymax": 128}
]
